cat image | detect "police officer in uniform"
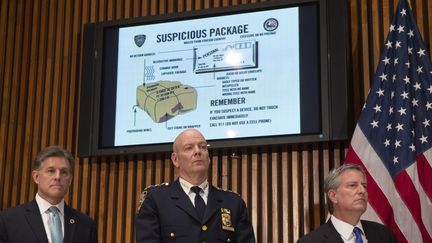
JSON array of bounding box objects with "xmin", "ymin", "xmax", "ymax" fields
[{"xmin": 135, "ymin": 128, "xmax": 255, "ymax": 243}]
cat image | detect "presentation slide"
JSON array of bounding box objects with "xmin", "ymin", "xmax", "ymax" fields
[{"xmin": 114, "ymin": 7, "xmax": 300, "ymax": 146}]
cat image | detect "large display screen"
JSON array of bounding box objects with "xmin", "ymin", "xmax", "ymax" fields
[
  {"xmin": 78, "ymin": 0, "xmax": 350, "ymax": 156},
  {"xmin": 114, "ymin": 7, "xmax": 301, "ymax": 146}
]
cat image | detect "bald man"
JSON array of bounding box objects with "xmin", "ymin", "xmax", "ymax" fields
[{"xmin": 135, "ymin": 129, "xmax": 255, "ymax": 243}]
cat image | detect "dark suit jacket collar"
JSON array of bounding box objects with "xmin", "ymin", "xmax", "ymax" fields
[
  {"xmin": 24, "ymin": 200, "xmax": 49, "ymax": 243},
  {"xmin": 171, "ymin": 179, "xmax": 224, "ymax": 224},
  {"xmin": 64, "ymin": 204, "xmax": 79, "ymax": 243},
  {"xmin": 361, "ymin": 219, "xmax": 381, "ymax": 242},
  {"xmin": 26, "ymin": 199, "xmax": 80, "ymax": 243},
  {"xmin": 203, "ymin": 185, "xmax": 223, "ymax": 223},
  {"xmin": 324, "ymin": 218, "xmax": 381, "ymax": 243},
  {"xmin": 171, "ymin": 179, "xmax": 202, "ymax": 222},
  {"xmin": 322, "ymin": 220, "xmax": 345, "ymax": 243}
]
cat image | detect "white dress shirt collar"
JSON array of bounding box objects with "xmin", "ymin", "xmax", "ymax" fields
[
  {"xmin": 35, "ymin": 193, "xmax": 65, "ymax": 216},
  {"xmin": 35, "ymin": 193, "xmax": 65, "ymax": 243},
  {"xmin": 179, "ymin": 177, "xmax": 209, "ymax": 205},
  {"xmin": 331, "ymin": 215, "xmax": 366, "ymax": 242}
]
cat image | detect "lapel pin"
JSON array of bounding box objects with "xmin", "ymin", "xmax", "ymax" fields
[{"xmin": 70, "ymin": 219, "xmax": 75, "ymax": 224}]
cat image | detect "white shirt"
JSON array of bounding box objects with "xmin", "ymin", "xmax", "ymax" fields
[
  {"xmin": 331, "ymin": 215, "xmax": 368, "ymax": 243},
  {"xmin": 179, "ymin": 177, "xmax": 209, "ymax": 206},
  {"xmin": 35, "ymin": 193, "xmax": 65, "ymax": 243}
]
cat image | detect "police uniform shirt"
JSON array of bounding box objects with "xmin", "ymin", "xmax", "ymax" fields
[
  {"xmin": 330, "ymin": 215, "xmax": 367, "ymax": 243},
  {"xmin": 35, "ymin": 193, "xmax": 65, "ymax": 243},
  {"xmin": 179, "ymin": 177, "xmax": 209, "ymax": 206}
]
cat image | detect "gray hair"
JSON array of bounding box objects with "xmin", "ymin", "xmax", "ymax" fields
[
  {"xmin": 34, "ymin": 146, "xmax": 74, "ymax": 171},
  {"xmin": 324, "ymin": 163, "xmax": 366, "ymax": 214}
]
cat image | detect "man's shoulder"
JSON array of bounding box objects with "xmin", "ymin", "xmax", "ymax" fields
[
  {"xmin": 361, "ymin": 219, "xmax": 388, "ymax": 228},
  {"xmin": 0, "ymin": 201, "xmax": 34, "ymax": 217},
  {"xmin": 145, "ymin": 182, "xmax": 171, "ymax": 191},
  {"xmin": 211, "ymin": 186, "xmax": 244, "ymax": 201},
  {"xmin": 137, "ymin": 182, "xmax": 171, "ymax": 210},
  {"xmin": 361, "ymin": 219, "xmax": 393, "ymax": 233},
  {"xmin": 140, "ymin": 182, "xmax": 171, "ymax": 197},
  {"xmin": 297, "ymin": 222, "xmax": 335, "ymax": 243},
  {"xmin": 65, "ymin": 205, "xmax": 96, "ymax": 224},
  {"xmin": 361, "ymin": 219, "xmax": 397, "ymax": 242}
]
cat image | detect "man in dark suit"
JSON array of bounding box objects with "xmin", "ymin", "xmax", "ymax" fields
[
  {"xmin": 298, "ymin": 163, "xmax": 397, "ymax": 243},
  {"xmin": 136, "ymin": 128, "xmax": 255, "ymax": 243},
  {"xmin": 0, "ymin": 146, "xmax": 98, "ymax": 243}
]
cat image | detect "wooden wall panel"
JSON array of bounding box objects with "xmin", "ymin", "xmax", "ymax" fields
[{"xmin": 0, "ymin": 0, "xmax": 431, "ymax": 242}]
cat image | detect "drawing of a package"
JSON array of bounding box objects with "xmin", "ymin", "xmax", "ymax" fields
[
  {"xmin": 136, "ymin": 81, "xmax": 197, "ymax": 123},
  {"xmin": 193, "ymin": 41, "xmax": 258, "ymax": 73}
]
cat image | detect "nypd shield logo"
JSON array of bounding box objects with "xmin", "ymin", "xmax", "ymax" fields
[{"xmin": 134, "ymin": 35, "xmax": 146, "ymax": 47}]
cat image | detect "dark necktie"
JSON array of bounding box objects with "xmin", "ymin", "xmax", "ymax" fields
[
  {"xmin": 48, "ymin": 206, "xmax": 63, "ymax": 243},
  {"xmin": 353, "ymin": 227, "xmax": 364, "ymax": 243},
  {"xmin": 191, "ymin": 186, "xmax": 206, "ymax": 220}
]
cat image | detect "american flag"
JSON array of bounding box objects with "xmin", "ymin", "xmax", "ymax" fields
[{"xmin": 344, "ymin": 0, "xmax": 432, "ymax": 242}]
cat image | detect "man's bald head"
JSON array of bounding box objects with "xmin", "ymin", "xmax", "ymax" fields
[
  {"xmin": 173, "ymin": 128, "xmax": 205, "ymax": 152},
  {"xmin": 171, "ymin": 129, "xmax": 209, "ymax": 185}
]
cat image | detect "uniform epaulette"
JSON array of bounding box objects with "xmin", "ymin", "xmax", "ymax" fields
[
  {"xmin": 214, "ymin": 186, "xmax": 241, "ymax": 197},
  {"xmin": 137, "ymin": 182, "xmax": 169, "ymax": 212}
]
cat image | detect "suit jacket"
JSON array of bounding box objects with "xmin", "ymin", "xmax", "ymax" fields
[
  {"xmin": 0, "ymin": 200, "xmax": 98, "ymax": 243},
  {"xmin": 297, "ymin": 219, "xmax": 398, "ymax": 243},
  {"xmin": 136, "ymin": 179, "xmax": 256, "ymax": 243}
]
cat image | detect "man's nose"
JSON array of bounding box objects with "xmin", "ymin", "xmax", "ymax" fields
[
  {"xmin": 193, "ymin": 145, "xmax": 202, "ymax": 154},
  {"xmin": 54, "ymin": 170, "xmax": 61, "ymax": 179}
]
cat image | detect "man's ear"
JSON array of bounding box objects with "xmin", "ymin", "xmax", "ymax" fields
[
  {"xmin": 328, "ymin": 189, "xmax": 338, "ymax": 204},
  {"xmin": 171, "ymin": 152, "xmax": 179, "ymax": 168},
  {"xmin": 32, "ymin": 170, "xmax": 39, "ymax": 185}
]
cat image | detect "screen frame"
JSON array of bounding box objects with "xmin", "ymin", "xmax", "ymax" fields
[{"xmin": 78, "ymin": 0, "xmax": 350, "ymax": 157}]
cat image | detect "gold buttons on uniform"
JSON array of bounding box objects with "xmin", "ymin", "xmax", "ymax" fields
[
  {"xmin": 170, "ymin": 232, "xmax": 175, "ymax": 237},
  {"xmin": 201, "ymin": 225, "xmax": 208, "ymax": 231}
]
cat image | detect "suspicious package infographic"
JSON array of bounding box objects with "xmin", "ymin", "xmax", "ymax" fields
[{"xmin": 114, "ymin": 7, "xmax": 301, "ymax": 146}]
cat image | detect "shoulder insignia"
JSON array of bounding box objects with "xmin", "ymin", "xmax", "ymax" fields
[
  {"xmin": 213, "ymin": 186, "xmax": 241, "ymax": 197},
  {"xmin": 137, "ymin": 182, "xmax": 169, "ymax": 212}
]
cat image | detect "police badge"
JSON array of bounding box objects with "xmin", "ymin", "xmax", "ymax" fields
[
  {"xmin": 221, "ymin": 208, "xmax": 235, "ymax": 232},
  {"xmin": 134, "ymin": 34, "xmax": 146, "ymax": 47}
]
